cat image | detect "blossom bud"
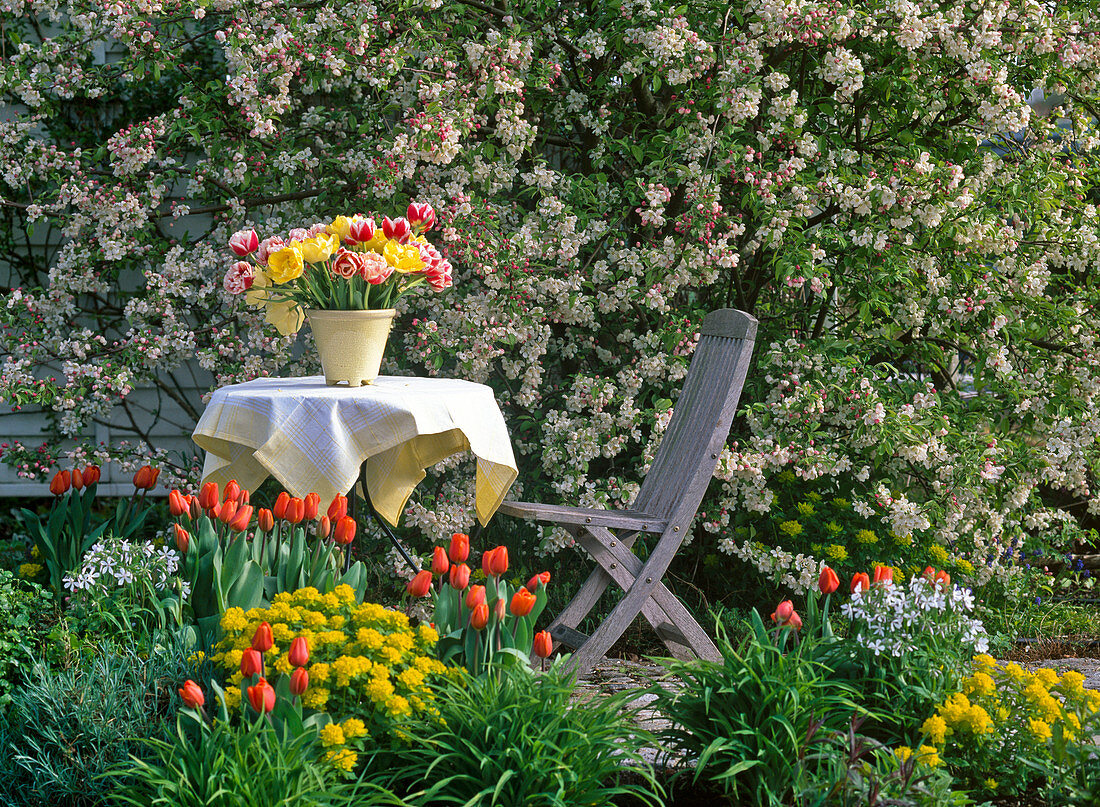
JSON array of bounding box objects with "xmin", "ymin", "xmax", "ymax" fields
[
  {"xmin": 432, "ymin": 546, "xmax": 450, "ymax": 576},
  {"xmin": 449, "ymin": 563, "xmax": 470, "ymax": 590},
  {"xmin": 406, "ymin": 570, "xmax": 433, "ymax": 598},
  {"xmin": 229, "ymin": 228, "xmax": 260, "ymax": 257},
  {"xmin": 288, "ymin": 637, "xmax": 309, "ymax": 668}
]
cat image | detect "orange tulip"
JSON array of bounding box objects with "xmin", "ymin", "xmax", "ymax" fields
[
  {"xmin": 273, "ymin": 491, "xmax": 290, "ymax": 520},
  {"xmin": 83, "ymin": 465, "xmax": 101, "ymax": 486},
  {"xmin": 532, "ymin": 630, "xmax": 553, "ymax": 658},
  {"xmin": 289, "ymin": 667, "xmax": 309, "ymax": 696},
  {"xmin": 935, "ymin": 570, "xmax": 951, "ymax": 589},
  {"xmin": 527, "ymin": 571, "xmax": 551, "ymax": 590},
  {"xmin": 49, "ymin": 469, "xmax": 71, "ymax": 496},
  {"xmin": 772, "ymin": 600, "xmax": 794, "ymax": 622},
  {"xmin": 286, "ymin": 497, "xmax": 305, "ymax": 524},
  {"xmin": 238, "ymin": 489, "xmax": 250, "ymax": 505},
  {"xmin": 449, "ymin": 532, "xmax": 470, "ymax": 563},
  {"xmin": 178, "ymin": 680, "xmax": 205, "ymax": 709},
  {"xmin": 240, "ymin": 648, "xmax": 263, "ymax": 678},
  {"xmin": 406, "ymin": 570, "xmax": 433, "ymax": 598},
  {"xmin": 247, "ymin": 677, "xmax": 276, "ymax": 713},
  {"xmin": 303, "ymin": 492, "xmax": 320, "ymax": 521},
  {"xmin": 169, "ymin": 489, "xmax": 189, "ymax": 517},
  {"xmin": 71, "ymin": 467, "xmax": 84, "ymax": 491},
  {"xmin": 133, "ymin": 465, "xmax": 159, "ymax": 490},
  {"xmin": 470, "ymin": 602, "xmax": 489, "ymax": 630},
  {"xmin": 482, "ymin": 546, "xmax": 508, "ymax": 577},
  {"xmin": 174, "ymin": 524, "xmax": 190, "ymax": 554},
  {"xmin": 333, "ymin": 516, "xmax": 356, "ymax": 545},
  {"xmin": 227, "ymin": 504, "xmax": 254, "ymax": 533},
  {"xmin": 288, "ymin": 637, "xmax": 309, "ymax": 668},
  {"xmin": 493, "ymin": 598, "xmax": 507, "ymax": 621},
  {"xmin": 224, "ymin": 480, "xmax": 241, "ymax": 505},
  {"xmin": 217, "ymin": 499, "xmax": 238, "ymax": 525},
  {"xmin": 873, "ymin": 565, "xmax": 894, "ymax": 586},
  {"xmin": 432, "ymin": 546, "xmax": 450, "ymax": 576},
  {"xmin": 251, "ymin": 621, "xmax": 274, "ymax": 652},
  {"xmin": 510, "ymin": 586, "xmax": 537, "ymax": 617},
  {"xmin": 818, "ymin": 566, "xmax": 840, "ymax": 595},
  {"xmin": 199, "ymin": 481, "xmax": 219, "ymax": 510},
  {"xmin": 257, "ymin": 508, "xmax": 275, "ymax": 532},
  {"xmin": 449, "ymin": 563, "xmax": 470, "ymax": 590},
  {"xmin": 327, "ymin": 494, "xmax": 348, "ymax": 522},
  {"xmin": 851, "ymin": 572, "xmax": 871, "ymax": 593},
  {"xmin": 788, "ymin": 611, "xmax": 804, "ymax": 630},
  {"xmin": 465, "ymin": 584, "xmax": 486, "ymax": 609},
  {"xmin": 318, "ymin": 515, "xmax": 331, "ymax": 538},
  {"xmin": 189, "ymin": 494, "xmax": 202, "ymax": 521}
]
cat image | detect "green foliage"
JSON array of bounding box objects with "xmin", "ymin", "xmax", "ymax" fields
[
  {"xmin": 0, "ymin": 636, "xmax": 203, "ymax": 806},
  {"xmin": 0, "ymin": 570, "xmax": 53, "ymax": 708},
  {"xmin": 654, "ymin": 614, "xmax": 862, "ymax": 806},
  {"xmin": 117, "ymin": 710, "xmax": 403, "ymax": 807},
  {"xmin": 373, "ymin": 662, "xmax": 664, "ymax": 806}
]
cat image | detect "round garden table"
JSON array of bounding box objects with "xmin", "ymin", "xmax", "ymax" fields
[{"xmin": 191, "ymin": 375, "xmax": 518, "ymax": 570}]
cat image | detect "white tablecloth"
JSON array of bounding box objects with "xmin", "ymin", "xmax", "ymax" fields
[{"xmin": 192, "ymin": 376, "xmax": 518, "ymax": 526}]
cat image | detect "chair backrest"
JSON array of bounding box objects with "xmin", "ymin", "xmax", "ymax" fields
[{"xmin": 631, "ymin": 309, "xmax": 758, "ymax": 525}]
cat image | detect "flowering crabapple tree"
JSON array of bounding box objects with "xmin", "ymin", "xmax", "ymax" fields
[{"xmin": 2, "ymin": 0, "xmax": 1100, "ymax": 598}]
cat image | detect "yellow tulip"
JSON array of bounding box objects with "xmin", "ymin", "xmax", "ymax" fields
[
  {"xmin": 245, "ymin": 269, "xmax": 272, "ymax": 308},
  {"xmin": 327, "ymin": 216, "xmax": 352, "ymax": 241},
  {"xmin": 300, "ymin": 233, "xmax": 339, "ymax": 264},
  {"xmin": 362, "ymin": 231, "xmax": 388, "ymax": 253},
  {"xmin": 264, "ymin": 299, "xmax": 305, "ymax": 335},
  {"xmin": 383, "ymin": 240, "xmax": 425, "ymax": 274},
  {"xmin": 268, "ymin": 245, "xmax": 305, "ymax": 283}
]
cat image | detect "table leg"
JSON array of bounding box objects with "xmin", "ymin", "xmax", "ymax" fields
[{"xmin": 356, "ymin": 461, "xmax": 421, "ymax": 575}]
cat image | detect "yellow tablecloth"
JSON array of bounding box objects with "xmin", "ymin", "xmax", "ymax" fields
[{"xmin": 192, "ymin": 376, "xmax": 518, "ymax": 526}]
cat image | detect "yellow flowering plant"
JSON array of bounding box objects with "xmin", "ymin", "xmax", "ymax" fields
[
  {"xmin": 212, "ymin": 585, "xmax": 450, "ymax": 773},
  {"xmin": 917, "ymin": 654, "xmax": 1100, "ymax": 798},
  {"xmin": 225, "ymin": 203, "xmax": 453, "ymax": 335}
]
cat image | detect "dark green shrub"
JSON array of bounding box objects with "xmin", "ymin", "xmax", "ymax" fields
[
  {"xmin": 374, "ymin": 663, "xmax": 664, "ymax": 806},
  {"xmin": 0, "ymin": 569, "xmax": 53, "ymax": 707},
  {"xmin": 0, "ymin": 635, "xmax": 202, "ymax": 806}
]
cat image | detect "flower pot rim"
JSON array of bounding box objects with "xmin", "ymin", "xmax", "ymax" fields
[{"xmin": 304, "ymin": 307, "xmax": 397, "ymax": 317}]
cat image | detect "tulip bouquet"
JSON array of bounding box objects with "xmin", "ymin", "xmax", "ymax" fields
[
  {"xmin": 16, "ymin": 464, "xmax": 156, "ymax": 597},
  {"xmin": 406, "ymin": 533, "xmax": 554, "ymax": 676},
  {"xmin": 224, "ymin": 203, "xmax": 452, "ymax": 334},
  {"xmin": 168, "ymin": 482, "xmax": 368, "ymax": 649}
]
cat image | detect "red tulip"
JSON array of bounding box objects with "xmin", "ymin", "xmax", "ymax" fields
[
  {"xmin": 449, "ymin": 563, "xmax": 470, "ymax": 590},
  {"xmin": 289, "ymin": 667, "xmax": 309, "ymax": 696},
  {"xmin": 133, "ymin": 465, "xmax": 159, "ymax": 490},
  {"xmin": 327, "ymin": 494, "xmax": 348, "ymax": 522},
  {"xmin": 493, "ymin": 598, "xmax": 507, "ymax": 621},
  {"xmin": 286, "ymin": 497, "xmax": 305, "ymax": 524},
  {"xmin": 470, "ymin": 602, "xmax": 489, "ymax": 630},
  {"xmin": 333, "ymin": 516, "xmax": 356, "ymax": 545},
  {"xmin": 346, "ymin": 217, "xmax": 376, "ymax": 245},
  {"xmin": 49, "ymin": 469, "xmax": 71, "ymax": 496},
  {"xmin": 217, "ymin": 498, "xmax": 238, "ymax": 525},
  {"xmin": 527, "ymin": 571, "xmax": 551, "ymax": 590},
  {"xmin": 238, "ymin": 488, "xmax": 250, "ymax": 505},
  {"xmin": 71, "ymin": 467, "xmax": 84, "ymax": 491},
  {"xmin": 189, "ymin": 495, "xmax": 202, "ymax": 521},
  {"xmin": 229, "ymin": 228, "xmax": 259, "ymax": 257},
  {"xmin": 406, "ymin": 202, "xmax": 436, "ymax": 233},
  {"xmin": 199, "ymin": 481, "xmax": 220, "ymax": 510},
  {"xmin": 174, "ymin": 524, "xmax": 190, "ymax": 554},
  {"xmin": 935, "ymin": 570, "xmax": 951, "ymax": 589},
  {"xmin": 178, "ymin": 680, "xmax": 205, "ymax": 709},
  {"xmin": 318, "ymin": 515, "xmax": 331, "ymax": 538},
  {"xmin": 851, "ymin": 572, "xmax": 871, "ymax": 593},
  {"xmin": 83, "ymin": 465, "xmax": 101, "ymax": 486},
  {"xmin": 257, "ymin": 508, "xmax": 275, "ymax": 532},
  {"xmin": 228, "ymin": 504, "xmax": 254, "ymax": 533},
  {"xmin": 273, "ymin": 491, "xmax": 290, "ymax": 520},
  {"xmin": 382, "ymin": 215, "xmax": 411, "ymax": 244},
  {"xmin": 819, "ymin": 566, "xmax": 840, "ymax": 595},
  {"xmin": 240, "ymin": 648, "xmax": 263, "ymax": 678},
  {"xmin": 303, "ymin": 492, "xmax": 320, "ymax": 521},
  {"xmin": 482, "ymin": 546, "xmax": 508, "ymax": 577},
  {"xmin": 432, "ymin": 546, "xmax": 450, "ymax": 576},
  {"xmin": 465, "ymin": 584, "xmax": 486, "ymax": 609},
  {"xmin": 288, "ymin": 637, "xmax": 309, "ymax": 668},
  {"xmin": 169, "ymin": 489, "xmax": 189, "ymax": 517},
  {"xmin": 510, "ymin": 586, "xmax": 537, "ymax": 617},
  {"xmin": 406, "ymin": 570, "xmax": 433, "ymax": 598},
  {"xmin": 772, "ymin": 600, "xmax": 794, "ymax": 623},
  {"xmin": 532, "ymin": 630, "xmax": 553, "ymax": 658},
  {"xmin": 247, "ymin": 677, "xmax": 276, "ymax": 713},
  {"xmin": 873, "ymin": 565, "xmax": 894, "ymax": 586},
  {"xmin": 449, "ymin": 533, "xmax": 470, "ymax": 563},
  {"xmin": 223, "ymin": 480, "xmax": 241, "ymax": 505},
  {"xmin": 788, "ymin": 611, "xmax": 804, "ymax": 630},
  {"xmin": 251, "ymin": 621, "xmax": 274, "ymax": 652}
]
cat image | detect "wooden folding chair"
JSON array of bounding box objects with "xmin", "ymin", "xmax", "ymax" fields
[{"xmin": 499, "ymin": 309, "xmax": 758, "ymax": 676}]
